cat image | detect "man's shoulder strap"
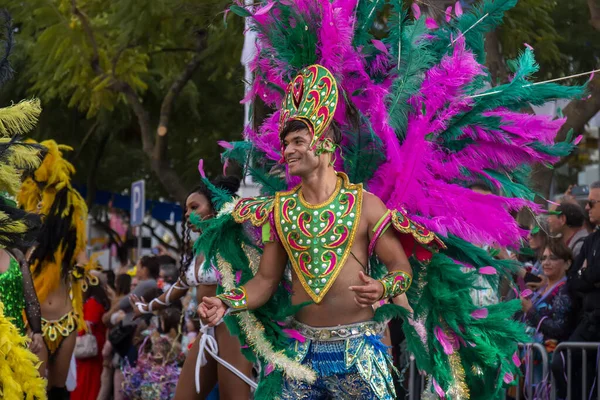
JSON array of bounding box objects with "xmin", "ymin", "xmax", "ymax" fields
[
  {"xmin": 368, "ymin": 209, "xmax": 446, "ymax": 262},
  {"xmin": 232, "ymin": 196, "xmax": 275, "ymax": 227}
]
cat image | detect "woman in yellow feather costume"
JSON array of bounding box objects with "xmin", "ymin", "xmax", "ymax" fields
[
  {"xmin": 0, "ymin": 10, "xmax": 48, "ymax": 398},
  {"xmin": 17, "ymin": 139, "xmax": 99, "ymax": 399}
]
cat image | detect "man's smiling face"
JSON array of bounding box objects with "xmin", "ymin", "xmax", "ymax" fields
[{"xmin": 282, "ymin": 127, "xmax": 319, "ymax": 177}]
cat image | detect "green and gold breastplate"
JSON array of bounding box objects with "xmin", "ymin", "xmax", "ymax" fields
[{"xmin": 274, "ymin": 173, "xmax": 362, "ymax": 303}]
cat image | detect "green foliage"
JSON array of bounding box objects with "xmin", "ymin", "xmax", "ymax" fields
[
  {"xmin": 499, "ymin": 0, "xmax": 600, "ymax": 80},
  {"xmin": 3, "ymin": 0, "xmax": 245, "ymax": 200},
  {"xmin": 548, "ymin": 0, "xmax": 600, "ymax": 77},
  {"xmin": 499, "ymin": 0, "xmax": 562, "ymax": 69}
]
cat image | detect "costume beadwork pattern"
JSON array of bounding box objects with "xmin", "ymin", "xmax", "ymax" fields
[
  {"xmin": 232, "ymin": 196, "xmax": 275, "ymax": 227},
  {"xmin": 379, "ymin": 271, "xmax": 412, "ymax": 299},
  {"xmin": 274, "ymin": 173, "xmax": 362, "ymax": 303},
  {"xmin": 390, "ymin": 210, "xmax": 446, "ymax": 249},
  {"xmin": 216, "ymin": 286, "xmax": 248, "ymax": 312},
  {"xmin": 279, "ymin": 65, "xmax": 339, "ymax": 150}
]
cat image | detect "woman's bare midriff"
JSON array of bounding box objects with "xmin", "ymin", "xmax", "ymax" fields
[{"xmin": 40, "ymin": 281, "xmax": 73, "ymax": 320}]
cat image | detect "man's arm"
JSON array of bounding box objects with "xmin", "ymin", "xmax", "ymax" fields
[
  {"xmin": 119, "ymin": 280, "xmax": 156, "ymax": 311},
  {"xmin": 349, "ymin": 194, "xmax": 412, "ymax": 307},
  {"xmin": 585, "ymin": 256, "xmax": 600, "ymax": 285},
  {"xmin": 367, "ymin": 195, "xmax": 412, "ymax": 277},
  {"xmin": 241, "ymin": 241, "xmax": 288, "ymax": 309},
  {"xmin": 198, "ymin": 240, "xmax": 288, "ymax": 326}
]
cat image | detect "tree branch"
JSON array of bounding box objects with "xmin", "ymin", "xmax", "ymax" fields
[
  {"xmin": 142, "ymin": 29, "xmax": 208, "ymax": 203},
  {"xmin": 71, "ymin": 0, "xmax": 102, "ymax": 75},
  {"xmin": 155, "ymin": 29, "xmax": 207, "ymax": 159},
  {"xmin": 72, "ymin": 120, "xmax": 99, "ymax": 162},
  {"xmin": 70, "ymin": 2, "xmax": 195, "ymax": 204},
  {"xmin": 531, "ymin": 77, "xmax": 600, "ymax": 198},
  {"xmin": 112, "ymin": 80, "xmax": 155, "ymax": 154},
  {"xmin": 111, "ymin": 43, "xmax": 139, "ymax": 75},
  {"xmin": 588, "ymin": 0, "xmax": 600, "ymax": 31},
  {"xmin": 485, "ymin": 31, "xmax": 508, "ymax": 86}
]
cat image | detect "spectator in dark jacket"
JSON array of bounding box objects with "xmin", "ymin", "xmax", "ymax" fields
[{"xmin": 552, "ymin": 181, "xmax": 600, "ymax": 399}]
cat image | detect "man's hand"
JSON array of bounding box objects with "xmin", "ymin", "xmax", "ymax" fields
[
  {"xmin": 349, "ymin": 271, "xmax": 384, "ymax": 308},
  {"xmin": 129, "ymin": 294, "xmax": 147, "ymax": 318},
  {"xmin": 29, "ymin": 332, "xmax": 44, "ymax": 354},
  {"xmin": 112, "ymin": 310, "xmax": 126, "ymax": 325},
  {"xmin": 198, "ymin": 297, "xmax": 227, "ymax": 327}
]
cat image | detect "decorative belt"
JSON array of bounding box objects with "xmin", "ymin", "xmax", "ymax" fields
[
  {"xmin": 291, "ymin": 320, "xmax": 386, "ymax": 342},
  {"xmin": 42, "ymin": 309, "xmax": 78, "ymax": 341}
]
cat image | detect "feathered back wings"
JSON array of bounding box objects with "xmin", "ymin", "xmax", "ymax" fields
[{"xmin": 225, "ymin": 0, "xmax": 585, "ymax": 249}]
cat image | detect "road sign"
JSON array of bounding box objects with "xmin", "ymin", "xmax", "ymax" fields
[{"xmin": 130, "ymin": 180, "xmax": 145, "ymax": 227}]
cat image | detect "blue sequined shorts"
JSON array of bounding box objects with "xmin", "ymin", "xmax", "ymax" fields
[{"xmin": 279, "ymin": 320, "xmax": 396, "ymax": 400}]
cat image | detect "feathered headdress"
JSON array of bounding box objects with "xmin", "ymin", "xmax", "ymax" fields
[
  {"xmin": 278, "ymin": 64, "xmax": 339, "ymax": 150},
  {"xmin": 225, "ymin": 0, "xmax": 585, "ymax": 248}
]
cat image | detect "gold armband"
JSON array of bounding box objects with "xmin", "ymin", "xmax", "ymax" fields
[
  {"xmin": 216, "ymin": 286, "xmax": 248, "ymax": 313},
  {"xmin": 379, "ymin": 271, "xmax": 412, "ymax": 299}
]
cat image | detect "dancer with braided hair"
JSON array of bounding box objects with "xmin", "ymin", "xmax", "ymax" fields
[{"xmin": 131, "ymin": 176, "xmax": 253, "ymax": 400}]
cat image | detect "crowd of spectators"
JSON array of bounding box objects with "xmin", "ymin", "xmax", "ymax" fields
[
  {"xmin": 73, "ymin": 248, "xmax": 194, "ymax": 400},
  {"xmin": 492, "ymin": 182, "xmax": 600, "ymax": 399}
]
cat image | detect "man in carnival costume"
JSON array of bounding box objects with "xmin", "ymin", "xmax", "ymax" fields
[
  {"xmin": 200, "ymin": 65, "xmax": 442, "ymax": 400},
  {"xmin": 18, "ymin": 140, "xmax": 99, "ymax": 399},
  {"xmin": 195, "ymin": 0, "xmax": 588, "ymax": 399},
  {"xmin": 0, "ymin": 10, "xmax": 48, "ymax": 399}
]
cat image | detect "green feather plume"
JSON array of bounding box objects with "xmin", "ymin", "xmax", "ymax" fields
[
  {"xmin": 342, "ymin": 116, "xmax": 386, "ymax": 186},
  {"xmin": 353, "ymin": 0, "xmax": 387, "ymax": 47},
  {"xmin": 430, "ymin": 0, "xmax": 518, "ymax": 65},
  {"xmin": 373, "ymin": 303, "xmax": 409, "ymax": 323},
  {"xmin": 222, "ymin": 141, "xmax": 287, "ymax": 196},
  {"xmin": 385, "ymin": 9, "xmax": 436, "ymax": 137},
  {"xmin": 250, "ymin": 4, "xmax": 318, "ymax": 73}
]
